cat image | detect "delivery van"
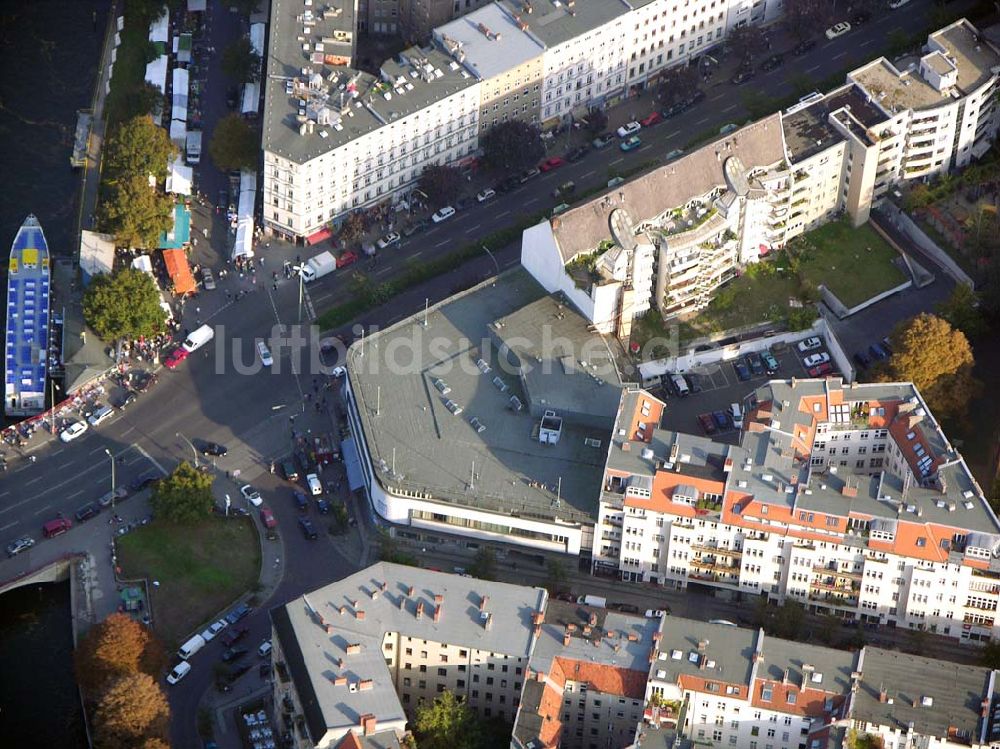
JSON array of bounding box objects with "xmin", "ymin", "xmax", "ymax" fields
[
  {"xmin": 182, "ymin": 324, "xmax": 214, "ymax": 353},
  {"xmin": 178, "ymin": 633, "xmax": 207, "ymax": 660}
]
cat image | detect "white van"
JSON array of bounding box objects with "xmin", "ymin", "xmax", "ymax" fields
[
  {"xmin": 166, "ymin": 661, "xmax": 191, "ymax": 684},
  {"xmin": 182, "ymin": 324, "xmax": 214, "ymax": 353},
  {"xmin": 256, "ymin": 340, "xmax": 273, "ymax": 367},
  {"xmin": 258, "ymin": 640, "xmax": 273, "ymax": 658},
  {"xmin": 670, "ymin": 374, "xmax": 690, "ymax": 397},
  {"xmin": 178, "ymin": 633, "xmax": 207, "ymax": 660},
  {"xmin": 729, "ymin": 403, "xmax": 743, "ymax": 429}
]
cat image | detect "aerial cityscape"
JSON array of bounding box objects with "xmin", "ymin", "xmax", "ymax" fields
[{"xmin": 0, "ymin": 0, "xmax": 999, "ymax": 748}]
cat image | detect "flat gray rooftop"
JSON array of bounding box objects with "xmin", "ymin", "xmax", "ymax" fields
[
  {"xmin": 435, "ymin": 4, "xmax": 545, "ymax": 80},
  {"xmin": 654, "ymin": 616, "xmax": 757, "ymax": 688},
  {"xmin": 346, "ymin": 269, "xmax": 621, "ymax": 525},
  {"xmin": 931, "ymin": 18, "xmax": 1000, "ymax": 93},
  {"xmin": 782, "ymin": 98, "xmax": 844, "ymax": 165},
  {"xmin": 498, "ymin": 0, "xmax": 629, "ymax": 47}
]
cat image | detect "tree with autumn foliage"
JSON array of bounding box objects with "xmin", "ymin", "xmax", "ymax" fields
[
  {"xmin": 75, "ymin": 612, "xmax": 166, "ymax": 694},
  {"xmin": 878, "ymin": 313, "xmax": 980, "ymax": 419},
  {"xmin": 94, "ymin": 672, "xmax": 170, "ymax": 749}
]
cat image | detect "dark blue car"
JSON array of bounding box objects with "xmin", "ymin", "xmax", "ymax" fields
[
  {"xmin": 225, "ymin": 603, "xmax": 251, "ymax": 625},
  {"xmin": 712, "ymin": 411, "xmax": 730, "ymax": 430},
  {"xmin": 734, "ymin": 360, "xmax": 751, "ymax": 381}
]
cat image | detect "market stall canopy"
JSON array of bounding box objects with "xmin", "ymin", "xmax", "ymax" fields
[
  {"xmin": 79, "ymin": 230, "xmax": 115, "ymax": 286},
  {"xmin": 166, "ymin": 157, "xmax": 193, "ymax": 196},
  {"xmin": 158, "ymin": 203, "xmax": 191, "ymax": 249},
  {"xmin": 162, "ymin": 248, "xmax": 196, "ymax": 295}
]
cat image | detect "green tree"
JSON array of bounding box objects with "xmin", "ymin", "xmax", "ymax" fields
[
  {"xmin": 585, "ymin": 107, "xmax": 608, "ymax": 135},
  {"xmin": 377, "ymin": 528, "xmax": 418, "ymax": 566},
  {"xmin": 783, "ymin": 0, "xmax": 828, "ymax": 38},
  {"xmin": 413, "ymin": 690, "xmax": 480, "ymax": 749},
  {"xmin": 468, "ymin": 547, "xmax": 497, "ymax": 581},
  {"xmin": 83, "ymin": 267, "xmax": 164, "ymax": 344},
  {"xmin": 100, "ymin": 174, "xmax": 175, "ymax": 248},
  {"xmin": 480, "ymin": 121, "xmax": 544, "ymax": 173},
  {"xmin": 880, "ymin": 313, "xmax": 979, "ymax": 419},
  {"xmin": 208, "ymin": 114, "xmax": 260, "ymax": 172},
  {"xmin": 936, "ymin": 284, "xmax": 985, "ymax": 339},
  {"xmin": 727, "ymin": 24, "xmax": 767, "ymax": 62},
  {"xmin": 657, "ymin": 65, "xmax": 699, "ymax": 107},
  {"xmin": 418, "ymin": 164, "xmax": 464, "ymax": 208},
  {"xmin": 981, "ymin": 639, "xmax": 1000, "ymax": 669},
  {"xmin": 772, "ymin": 600, "xmax": 805, "ymax": 640},
  {"xmin": 338, "ymin": 212, "xmax": 367, "ymax": 245},
  {"xmin": 150, "ymin": 461, "xmax": 214, "ymax": 523},
  {"xmin": 104, "ymin": 115, "xmax": 177, "ymax": 184},
  {"xmin": 544, "ymin": 559, "xmax": 568, "ymax": 594},
  {"xmin": 221, "ymin": 38, "xmax": 261, "ymax": 84}
]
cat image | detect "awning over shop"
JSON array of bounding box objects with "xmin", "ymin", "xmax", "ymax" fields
[
  {"xmin": 79, "ymin": 230, "xmax": 115, "ymax": 286},
  {"xmin": 341, "ymin": 437, "xmax": 365, "ymax": 492},
  {"xmin": 162, "ymin": 248, "xmax": 196, "ymax": 295},
  {"xmin": 132, "ymin": 254, "xmax": 153, "ymax": 274},
  {"xmin": 234, "ymin": 218, "xmax": 254, "ymax": 259},
  {"xmin": 166, "ymin": 157, "xmax": 193, "ymax": 195},
  {"xmin": 307, "ymin": 227, "xmax": 333, "ymax": 245},
  {"xmin": 158, "ymin": 203, "xmax": 191, "ymax": 249}
]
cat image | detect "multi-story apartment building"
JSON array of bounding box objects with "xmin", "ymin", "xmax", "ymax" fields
[
  {"xmin": 592, "ymin": 377, "xmax": 1000, "ymax": 644},
  {"xmin": 270, "ymin": 562, "xmax": 546, "ymax": 748},
  {"xmin": 434, "ymin": 4, "xmax": 545, "ymax": 130},
  {"xmin": 520, "ymin": 18, "xmax": 1000, "ymax": 330}
]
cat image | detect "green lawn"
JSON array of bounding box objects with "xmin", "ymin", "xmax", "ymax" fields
[
  {"xmin": 117, "ymin": 517, "xmax": 260, "ymax": 647},
  {"xmin": 793, "ymin": 220, "xmax": 907, "ymax": 309}
]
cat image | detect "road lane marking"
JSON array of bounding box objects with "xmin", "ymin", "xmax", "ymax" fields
[
  {"xmin": 710, "ymin": 92, "xmax": 726, "ymax": 101},
  {"xmin": 666, "ymin": 130, "xmax": 680, "ymax": 139},
  {"xmin": 120, "ymin": 426, "xmax": 136, "ymax": 438},
  {"xmin": 425, "ymin": 227, "xmax": 439, "ymax": 235},
  {"xmin": 580, "ymin": 171, "xmax": 595, "ymax": 179},
  {"xmin": 0, "ymin": 491, "xmax": 9, "ymax": 498},
  {"xmin": 695, "ymin": 117, "xmax": 708, "ymax": 125},
  {"xmin": 67, "ymin": 489, "xmax": 86, "ymax": 500},
  {"xmin": 610, "ymin": 157, "xmax": 624, "ymax": 165},
  {"xmin": 806, "ymin": 65, "xmax": 820, "ymax": 73},
  {"xmin": 33, "ymin": 504, "xmax": 52, "ymax": 516},
  {"xmin": 464, "ymin": 224, "xmax": 481, "ymax": 234},
  {"xmin": 376, "ymin": 267, "xmax": 391, "ymax": 276},
  {"xmin": 134, "ymin": 444, "xmax": 167, "ymax": 476},
  {"xmin": 639, "ymin": 144, "xmax": 652, "ymax": 152},
  {"xmin": 434, "ymin": 240, "xmax": 448, "ymax": 247},
  {"xmin": 722, "ymin": 104, "xmax": 737, "ymax": 112},
  {"xmin": 411, "ymin": 251, "xmax": 423, "ymax": 258},
  {"xmin": 833, "ymin": 51, "xmax": 846, "ymax": 60},
  {"xmin": 0, "ymin": 521, "xmax": 18, "ymax": 532},
  {"xmin": 525, "ymin": 197, "xmax": 539, "ymax": 205},
  {"xmin": 860, "ymin": 39, "xmax": 874, "ymax": 46},
  {"xmin": 25, "ymin": 476, "xmax": 44, "ymax": 486},
  {"xmin": 90, "ymin": 446, "xmax": 108, "ymax": 455}
]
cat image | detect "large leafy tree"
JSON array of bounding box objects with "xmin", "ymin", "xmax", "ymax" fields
[
  {"xmin": 75, "ymin": 613, "xmax": 157, "ymax": 694},
  {"xmin": 585, "ymin": 107, "xmax": 608, "ymax": 135},
  {"xmin": 94, "ymin": 673, "xmax": 170, "ymax": 749},
  {"xmin": 222, "ymin": 38, "xmax": 261, "ymax": 84},
  {"xmin": 338, "ymin": 212, "xmax": 367, "ymax": 245},
  {"xmin": 480, "ymin": 121, "xmax": 544, "ymax": 173},
  {"xmin": 936, "ymin": 284, "xmax": 985, "ymax": 340},
  {"xmin": 878, "ymin": 313, "xmax": 979, "ymax": 419},
  {"xmin": 150, "ymin": 461, "xmax": 214, "ymax": 523},
  {"xmin": 727, "ymin": 24, "xmax": 768, "ymax": 63},
  {"xmin": 209, "ymin": 114, "xmax": 260, "ymax": 172},
  {"xmin": 100, "ymin": 174, "xmax": 175, "ymax": 248},
  {"xmin": 83, "ymin": 267, "xmax": 164, "ymax": 344},
  {"xmin": 414, "ymin": 691, "xmax": 480, "ymax": 749},
  {"xmin": 418, "ymin": 165, "xmax": 463, "ymax": 208},
  {"xmin": 783, "ymin": 0, "xmax": 829, "ymax": 39},
  {"xmin": 468, "ymin": 547, "xmax": 497, "ymax": 581},
  {"xmin": 657, "ymin": 65, "xmax": 699, "ymax": 107},
  {"xmin": 104, "ymin": 115, "xmax": 176, "ymax": 183}
]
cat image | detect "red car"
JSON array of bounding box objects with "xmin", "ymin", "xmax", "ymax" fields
[
  {"xmin": 336, "ymin": 250, "xmax": 359, "ymax": 269},
  {"xmin": 260, "ymin": 507, "xmax": 277, "ymax": 529},
  {"xmin": 808, "ymin": 362, "xmax": 833, "ymax": 377},
  {"xmin": 163, "ymin": 347, "xmax": 189, "ymax": 369},
  {"xmin": 640, "ymin": 111, "xmax": 663, "ymax": 127},
  {"xmin": 539, "ymin": 156, "xmax": 566, "ymax": 172},
  {"xmin": 698, "ymin": 413, "xmax": 717, "ymax": 435}
]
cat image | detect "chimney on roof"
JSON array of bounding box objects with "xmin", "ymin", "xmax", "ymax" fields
[
  {"xmin": 842, "ymin": 484, "xmax": 858, "ymax": 498},
  {"xmin": 334, "ymin": 675, "xmax": 348, "ymax": 686},
  {"xmin": 325, "ymin": 623, "xmax": 333, "ymax": 634},
  {"xmin": 379, "ymin": 580, "xmax": 387, "ymax": 592},
  {"xmin": 628, "ymin": 633, "xmax": 639, "ymax": 642},
  {"xmin": 649, "ymin": 649, "xmax": 657, "ymax": 663},
  {"xmin": 434, "ymin": 594, "xmax": 444, "ymax": 604},
  {"xmin": 433, "ymin": 604, "xmax": 442, "ymax": 622},
  {"xmin": 408, "ymin": 585, "xmax": 415, "ymax": 597},
  {"xmin": 583, "ymin": 625, "xmax": 592, "ymax": 636},
  {"xmin": 698, "ymin": 655, "xmax": 707, "ymax": 670},
  {"xmin": 563, "ymin": 631, "xmax": 572, "ymax": 646},
  {"xmin": 338, "ymin": 605, "xmax": 347, "ymax": 616},
  {"xmin": 879, "ymin": 686, "xmax": 888, "ymax": 703},
  {"xmin": 483, "ymin": 612, "xmax": 493, "ymax": 630},
  {"xmin": 347, "ymin": 643, "xmax": 361, "ymax": 654},
  {"xmin": 652, "ymin": 632, "xmax": 661, "ymax": 643},
  {"xmin": 479, "ymin": 595, "xmax": 489, "ymax": 612},
  {"xmin": 697, "ymin": 639, "xmax": 709, "ymax": 653},
  {"xmin": 535, "ymin": 669, "xmax": 545, "ymax": 682},
  {"xmin": 532, "ymin": 611, "xmax": 544, "ymax": 626},
  {"xmin": 782, "ymin": 669, "xmax": 790, "ymax": 685},
  {"xmin": 982, "ymin": 698, "xmax": 991, "ymax": 718},
  {"xmin": 398, "ymin": 596, "xmax": 405, "ymax": 610},
  {"xmin": 360, "ymin": 713, "xmax": 377, "ymax": 736},
  {"xmin": 416, "ymin": 601, "xmax": 424, "ymax": 620},
  {"xmin": 356, "ymin": 609, "xmax": 366, "ymax": 620},
  {"xmin": 337, "ymin": 658, "xmax": 344, "ymax": 669},
  {"xmin": 588, "ymin": 612, "xmax": 598, "ymax": 627},
  {"xmin": 359, "ymin": 679, "xmax": 374, "ymax": 691}
]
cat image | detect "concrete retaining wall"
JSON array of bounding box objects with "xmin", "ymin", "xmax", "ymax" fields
[{"xmin": 880, "ymin": 203, "xmax": 975, "ymax": 288}]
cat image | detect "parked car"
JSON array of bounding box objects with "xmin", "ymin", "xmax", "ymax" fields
[
  {"xmin": 854, "ymin": 351, "xmax": 871, "ymax": 370},
  {"xmin": 201, "ymin": 268, "xmax": 216, "ymax": 290},
  {"xmin": 745, "ymin": 352, "xmax": 765, "ymax": 376},
  {"xmin": 565, "ymin": 144, "xmax": 589, "ymax": 162},
  {"xmin": 280, "ymin": 459, "xmax": 298, "ymax": 481},
  {"xmin": 43, "ymin": 517, "xmax": 72, "ymax": 538},
  {"xmin": 869, "ymin": 342, "xmax": 889, "ymax": 360},
  {"xmin": 760, "ymin": 54, "xmax": 784, "ymax": 72},
  {"xmin": 164, "ymin": 347, "xmax": 189, "ymax": 369},
  {"xmin": 712, "ymin": 411, "xmax": 731, "ymax": 431},
  {"xmin": 292, "ymin": 490, "xmax": 308, "ymax": 512},
  {"xmin": 880, "ymin": 336, "xmax": 893, "ymax": 355},
  {"xmin": 698, "ymin": 413, "xmax": 717, "ymax": 434},
  {"xmin": 808, "ymin": 362, "xmax": 834, "ymax": 377},
  {"xmin": 221, "ymin": 626, "xmax": 249, "ymax": 647},
  {"xmin": 803, "ymin": 352, "xmax": 831, "ymax": 368},
  {"xmin": 476, "ymin": 188, "xmax": 496, "ymax": 202},
  {"xmin": 87, "ymin": 404, "xmax": 114, "ymax": 427},
  {"xmin": 74, "ymin": 503, "xmax": 100, "ymax": 522},
  {"xmin": 299, "ymin": 517, "xmax": 319, "ymax": 540},
  {"xmin": 797, "ymin": 337, "xmax": 822, "ymax": 352},
  {"xmin": 761, "ymin": 350, "xmax": 779, "ymax": 373},
  {"xmin": 260, "ymin": 507, "xmax": 277, "ymax": 529},
  {"xmin": 619, "ymin": 135, "xmax": 642, "ymax": 152},
  {"xmin": 316, "ymin": 498, "xmax": 331, "ymax": 514},
  {"xmin": 201, "ymin": 441, "xmax": 228, "ymax": 457},
  {"xmin": 640, "ymin": 111, "xmax": 663, "ymax": 127},
  {"xmin": 256, "ymin": 340, "xmax": 274, "ymax": 367},
  {"xmin": 519, "ymin": 168, "xmax": 540, "ymax": 183},
  {"xmin": 731, "ymin": 66, "xmax": 755, "ymax": 85},
  {"xmin": 539, "ymin": 156, "xmax": 566, "ymax": 172},
  {"xmin": 116, "ymin": 389, "xmax": 137, "ymax": 410},
  {"xmin": 306, "ymin": 473, "xmax": 322, "ymax": 496},
  {"xmin": 376, "ymin": 231, "xmax": 400, "ymax": 249},
  {"xmin": 6, "ymin": 536, "xmax": 35, "ymax": 557},
  {"xmin": 258, "ymin": 640, "xmax": 273, "ymax": 657},
  {"xmin": 793, "ymin": 38, "xmax": 817, "ymax": 55},
  {"xmin": 592, "ymin": 132, "xmax": 615, "ymax": 149},
  {"xmin": 225, "ymin": 603, "xmax": 252, "ymax": 625},
  {"xmin": 201, "ymin": 620, "xmax": 228, "ymax": 641},
  {"xmin": 60, "ymin": 420, "xmax": 88, "ymax": 443},
  {"xmin": 431, "ymin": 206, "xmax": 456, "ymax": 223},
  {"xmin": 665, "ymin": 148, "xmax": 684, "ymax": 162},
  {"xmin": 552, "ymin": 181, "xmax": 575, "ymax": 198},
  {"xmin": 733, "ymin": 360, "xmax": 751, "ymax": 381},
  {"xmin": 221, "ymin": 647, "xmax": 247, "ymax": 663},
  {"xmin": 128, "ymin": 470, "xmax": 160, "ymax": 493},
  {"xmin": 166, "ymin": 661, "xmax": 191, "ymax": 685},
  {"xmin": 240, "ymin": 484, "xmax": 263, "ymax": 507},
  {"xmin": 616, "ymin": 121, "xmax": 641, "ymax": 138},
  {"xmin": 402, "ymin": 219, "xmax": 428, "ymax": 237},
  {"xmin": 719, "ymin": 123, "xmax": 738, "ymax": 135},
  {"xmin": 825, "ymin": 22, "xmax": 851, "ymax": 40},
  {"xmin": 336, "ymin": 250, "xmax": 359, "ymax": 268}
]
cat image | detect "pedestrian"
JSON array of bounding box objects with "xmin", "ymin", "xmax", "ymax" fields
[
  {"xmin": 272, "ymin": 282, "xmax": 278, "ymax": 291},
  {"xmin": 202, "ymin": 227, "xmax": 208, "ymax": 238}
]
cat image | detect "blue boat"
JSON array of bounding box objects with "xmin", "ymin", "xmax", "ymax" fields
[{"xmin": 5, "ymin": 215, "xmax": 51, "ymax": 417}]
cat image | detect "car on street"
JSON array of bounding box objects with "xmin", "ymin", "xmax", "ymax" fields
[
  {"xmin": 719, "ymin": 123, "xmax": 738, "ymax": 135},
  {"xmin": 166, "ymin": 661, "xmax": 191, "ymax": 685},
  {"xmin": 260, "ymin": 507, "xmax": 277, "ymax": 529},
  {"xmin": 431, "ymin": 206, "xmax": 456, "ymax": 223},
  {"xmin": 316, "ymin": 498, "xmax": 331, "ymax": 514},
  {"xmin": 402, "ymin": 219, "xmax": 428, "ymax": 237},
  {"xmin": 87, "ymin": 404, "xmax": 114, "ymax": 426},
  {"xmin": 519, "ymin": 168, "xmax": 540, "ymax": 183},
  {"xmin": 869, "ymin": 342, "xmax": 889, "ymax": 360},
  {"xmin": 60, "ymin": 421, "xmax": 88, "ymax": 443},
  {"xmin": 336, "ymin": 250, "xmax": 359, "ymax": 268},
  {"xmin": 128, "ymin": 470, "xmax": 160, "ymax": 493},
  {"xmin": 298, "ymin": 517, "xmax": 319, "ymax": 540},
  {"xmin": 258, "ymin": 640, "xmax": 272, "ymax": 657},
  {"xmin": 854, "ymin": 351, "xmax": 870, "ymax": 370},
  {"xmin": 880, "ymin": 336, "xmax": 893, "ymax": 355},
  {"xmin": 888, "ymin": 0, "xmax": 911, "ymax": 7},
  {"xmin": 761, "ymin": 350, "xmax": 780, "ymax": 373},
  {"xmin": 733, "ymin": 360, "xmax": 751, "ymax": 381},
  {"xmin": 808, "ymin": 362, "xmax": 833, "ymax": 377},
  {"xmin": 698, "ymin": 413, "xmax": 717, "ymax": 434},
  {"xmin": 292, "ymin": 490, "xmax": 309, "ymax": 512},
  {"xmin": 592, "ymin": 132, "xmax": 615, "ymax": 149},
  {"xmin": 164, "ymin": 347, "xmax": 189, "ymax": 369},
  {"xmin": 565, "ymin": 144, "xmax": 589, "ymax": 162},
  {"xmin": 760, "ymin": 54, "xmax": 784, "ymax": 72},
  {"xmin": 745, "ymin": 352, "xmax": 765, "ymax": 376},
  {"xmin": 201, "ymin": 268, "xmax": 216, "ymax": 290},
  {"xmin": 665, "ymin": 148, "xmax": 684, "ymax": 161},
  {"xmin": 280, "ymin": 459, "xmax": 298, "ymax": 481},
  {"xmin": 640, "ymin": 111, "xmax": 662, "ymax": 127},
  {"xmin": 850, "ymin": 9, "xmax": 871, "ymax": 24},
  {"xmin": 201, "ymin": 441, "xmax": 228, "ymax": 457},
  {"xmin": 376, "ymin": 231, "xmax": 400, "ymax": 249},
  {"xmin": 221, "ymin": 626, "xmax": 249, "ymax": 647},
  {"xmin": 793, "ymin": 38, "xmax": 817, "ymax": 55},
  {"xmin": 711, "ymin": 411, "xmax": 730, "ymax": 431},
  {"xmin": 240, "ymin": 484, "xmax": 263, "ymax": 507},
  {"xmin": 217, "ymin": 189, "xmax": 229, "ymax": 212},
  {"xmin": 731, "ymin": 66, "xmax": 755, "ymax": 85},
  {"xmin": 221, "ymin": 647, "xmax": 247, "ymax": 663},
  {"xmin": 116, "ymin": 389, "xmax": 137, "ymax": 409},
  {"xmin": 619, "ymin": 135, "xmax": 641, "ymax": 152},
  {"xmin": 201, "ymin": 620, "xmax": 228, "ymax": 641},
  {"xmin": 225, "ymin": 603, "xmax": 252, "ymax": 625},
  {"xmin": 74, "ymin": 503, "xmax": 100, "ymax": 522},
  {"xmin": 797, "ymin": 337, "xmax": 822, "ymax": 352},
  {"xmin": 476, "ymin": 188, "xmax": 496, "ymax": 202},
  {"xmin": 825, "ymin": 22, "xmax": 851, "ymax": 39},
  {"xmin": 6, "ymin": 536, "xmax": 35, "ymax": 557},
  {"xmin": 42, "ymin": 517, "xmax": 72, "ymax": 538},
  {"xmin": 552, "ymin": 181, "xmax": 575, "ymax": 198},
  {"xmin": 616, "ymin": 121, "xmax": 641, "ymax": 138},
  {"xmin": 539, "ymin": 156, "xmax": 566, "ymax": 172},
  {"xmin": 803, "ymin": 352, "xmax": 831, "ymax": 368},
  {"xmin": 256, "ymin": 340, "xmax": 274, "ymax": 367},
  {"xmin": 306, "ymin": 473, "xmax": 322, "ymax": 496}
]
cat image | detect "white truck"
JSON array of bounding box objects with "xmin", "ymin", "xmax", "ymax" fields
[
  {"xmin": 185, "ymin": 130, "xmax": 202, "ymax": 165},
  {"xmin": 577, "ymin": 595, "xmax": 607, "ymax": 609},
  {"xmin": 300, "ymin": 251, "xmax": 336, "ymax": 282}
]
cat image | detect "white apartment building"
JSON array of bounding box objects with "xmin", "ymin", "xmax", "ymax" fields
[{"xmin": 592, "ymin": 378, "xmax": 1000, "ymax": 645}]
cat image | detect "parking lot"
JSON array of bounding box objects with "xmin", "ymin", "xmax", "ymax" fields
[{"xmin": 655, "ymin": 336, "xmax": 842, "ymax": 439}]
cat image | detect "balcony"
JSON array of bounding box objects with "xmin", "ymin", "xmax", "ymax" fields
[
  {"xmin": 691, "ymin": 543, "xmax": 742, "ymax": 556},
  {"xmin": 690, "ymin": 557, "xmax": 740, "ymax": 573},
  {"xmin": 808, "ymin": 590, "xmax": 859, "ymax": 608},
  {"xmin": 811, "ymin": 565, "xmax": 862, "ymax": 581}
]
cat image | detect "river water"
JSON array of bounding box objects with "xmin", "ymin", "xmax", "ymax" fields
[{"xmin": 0, "ymin": 581, "xmax": 87, "ymax": 746}]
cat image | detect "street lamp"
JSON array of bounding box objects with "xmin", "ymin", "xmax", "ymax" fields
[
  {"xmin": 49, "ymin": 379, "xmax": 60, "ymax": 435},
  {"xmin": 176, "ymin": 431, "xmax": 199, "ymax": 468},
  {"xmin": 482, "ymin": 245, "xmax": 500, "ymax": 286},
  {"xmin": 103, "ymin": 448, "xmax": 116, "ymax": 510}
]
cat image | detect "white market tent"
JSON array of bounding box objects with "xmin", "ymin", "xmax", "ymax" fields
[
  {"xmin": 148, "ymin": 9, "xmax": 169, "ymax": 44},
  {"xmin": 233, "ymin": 170, "xmax": 257, "ymax": 259},
  {"xmin": 166, "ymin": 157, "xmax": 193, "ymax": 195},
  {"xmin": 187, "ymin": 0, "xmax": 207, "ymax": 10},
  {"xmin": 171, "ymin": 68, "xmax": 189, "ymax": 123},
  {"xmin": 249, "ymin": 23, "xmax": 266, "ymax": 56},
  {"xmin": 144, "ymin": 54, "xmax": 168, "ymax": 92},
  {"xmin": 79, "ymin": 231, "xmax": 115, "ymax": 286},
  {"xmin": 131, "ymin": 255, "xmax": 154, "ymax": 274},
  {"xmin": 241, "ymin": 82, "xmax": 260, "ymax": 115},
  {"xmin": 169, "ymin": 120, "xmax": 187, "ymax": 147}
]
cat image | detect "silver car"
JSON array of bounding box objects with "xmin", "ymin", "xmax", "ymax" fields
[{"xmin": 6, "ymin": 536, "xmax": 35, "ymax": 557}]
